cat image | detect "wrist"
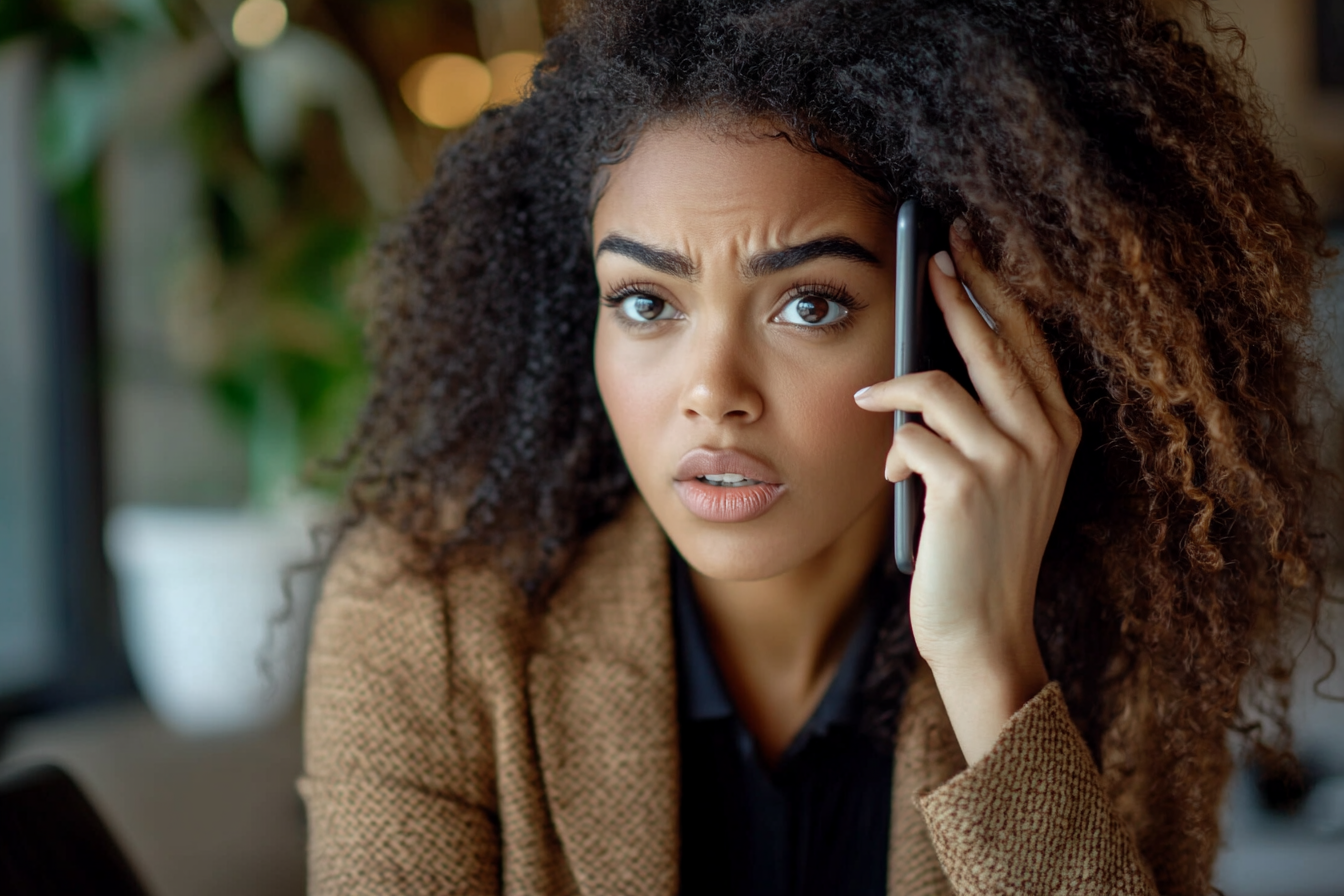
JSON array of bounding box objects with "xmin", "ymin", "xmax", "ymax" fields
[{"xmin": 925, "ymin": 637, "xmax": 1048, "ymax": 766}]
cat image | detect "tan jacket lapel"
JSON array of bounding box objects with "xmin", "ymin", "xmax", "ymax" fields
[
  {"xmin": 888, "ymin": 662, "xmax": 964, "ymax": 896},
  {"xmin": 528, "ymin": 496, "xmax": 680, "ymax": 896}
]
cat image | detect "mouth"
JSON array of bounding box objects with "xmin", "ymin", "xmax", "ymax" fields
[
  {"xmin": 673, "ymin": 448, "xmax": 786, "ymax": 522},
  {"xmin": 695, "ymin": 473, "xmax": 766, "ymax": 488}
]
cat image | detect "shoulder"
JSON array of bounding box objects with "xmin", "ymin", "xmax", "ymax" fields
[
  {"xmin": 311, "ymin": 516, "xmax": 529, "ymax": 695},
  {"xmin": 321, "ymin": 515, "xmax": 519, "ymax": 620},
  {"xmin": 312, "ymin": 493, "xmax": 670, "ymax": 678}
]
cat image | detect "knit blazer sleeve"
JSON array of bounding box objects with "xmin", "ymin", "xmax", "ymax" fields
[
  {"xmin": 298, "ymin": 521, "xmax": 512, "ymax": 896},
  {"xmin": 916, "ymin": 682, "xmax": 1160, "ymax": 896}
]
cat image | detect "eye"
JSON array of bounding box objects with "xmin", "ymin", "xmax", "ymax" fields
[
  {"xmin": 615, "ymin": 293, "xmax": 680, "ymax": 322},
  {"xmin": 777, "ymin": 293, "xmax": 849, "ymax": 327}
]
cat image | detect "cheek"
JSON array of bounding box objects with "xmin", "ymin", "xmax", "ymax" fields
[
  {"xmin": 772, "ymin": 349, "xmax": 892, "ymax": 485},
  {"xmin": 772, "ymin": 309, "xmax": 893, "ymax": 454},
  {"xmin": 594, "ymin": 320, "xmax": 674, "ymax": 480}
]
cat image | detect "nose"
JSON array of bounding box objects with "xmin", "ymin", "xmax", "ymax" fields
[{"xmin": 678, "ymin": 323, "xmax": 764, "ymax": 424}]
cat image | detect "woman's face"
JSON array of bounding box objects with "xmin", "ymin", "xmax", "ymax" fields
[{"xmin": 592, "ymin": 120, "xmax": 896, "ymax": 582}]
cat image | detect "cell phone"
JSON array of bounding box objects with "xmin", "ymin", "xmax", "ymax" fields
[
  {"xmin": 892, "ymin": 200, "xmax": 973, "ymax": 575},
  {"xmin": 0, "ymin": 763, "xmax": 153, "ymax": 896}
]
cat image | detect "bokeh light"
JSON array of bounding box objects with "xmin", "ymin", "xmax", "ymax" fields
[
  {"xmin": 232, "ymin": 0, "xmax": 288, "ymax": 50},
  {"xmin": 400, "ymin": 53, "xmax": 493, "ymax": 129},
  {"xmin": 486, "ymin": 51, "xmax": 542, "ymax": 107}
]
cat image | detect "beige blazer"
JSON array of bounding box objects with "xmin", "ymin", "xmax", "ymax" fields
[{"xmin": 300, "ymin": 495, "xmax": 1163, "ymax": 895}]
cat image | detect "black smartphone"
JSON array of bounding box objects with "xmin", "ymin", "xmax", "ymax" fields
[
  {"xmin": 0, "ymin": 763, "xmax": 153, "ymax": 896},
  {"xmin": 892, "ymin": 200, "xmax": 973, "ymax": 574}
]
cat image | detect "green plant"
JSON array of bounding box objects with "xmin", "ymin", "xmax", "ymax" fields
[{"xmin": 7, "ymin": 0, "xmax": 409, "ymax": 504}]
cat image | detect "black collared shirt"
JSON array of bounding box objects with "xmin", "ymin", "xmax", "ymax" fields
[{"xmin": 673, "ymin": 550, "xmax": 895, "ymax": 896}]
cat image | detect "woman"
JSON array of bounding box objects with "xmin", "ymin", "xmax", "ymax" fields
[{"xmin": 300, "ymin": 1, "xmax": 1333, "ymax": 894}]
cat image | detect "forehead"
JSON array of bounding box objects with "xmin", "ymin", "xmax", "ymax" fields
[{"xmin": 591, "ymin": 121, "xmax": 892, "ymax": 249}]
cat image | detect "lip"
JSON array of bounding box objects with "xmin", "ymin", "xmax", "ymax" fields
[
  {"xmin": 674, "ymin": 447, "xmax": 783, "ymax": 484},
  {"xmin": 673, "ymin": 447, "xmax": 787, "ymax": 523}
]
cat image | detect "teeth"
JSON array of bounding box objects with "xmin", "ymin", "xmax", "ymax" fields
[{"xmin": 700, "ymin": 473, "xmax": 762, "ymax": 487}]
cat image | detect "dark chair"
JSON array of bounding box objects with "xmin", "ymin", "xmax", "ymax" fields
[{"xmin": 0, "ymin": 763, "xmax": 152, "ymax": 896}]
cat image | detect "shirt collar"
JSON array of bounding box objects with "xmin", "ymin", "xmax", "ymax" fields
[{"xmin": 671, "ymin": 547, "xmax": 887, "ymax": 741}]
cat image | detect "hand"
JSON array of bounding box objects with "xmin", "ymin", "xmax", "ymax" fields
[{"xmin": 854, "ymin": 221, "xmax": 1082, "ymax": 763}]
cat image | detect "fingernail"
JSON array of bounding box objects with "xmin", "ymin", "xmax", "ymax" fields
[
  {"xmin": 933, "ymin": 250, "xmax": 955, "ymax": 277},
  {"xmin": 950, "ymin": 217, "xmax": 970, "ymax": 248},
  {"xmin": 854, "ymin": 386, "xmax": 872, "ymax": 400}
]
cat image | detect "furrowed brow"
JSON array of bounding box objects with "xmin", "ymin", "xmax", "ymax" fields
[
  {"xmin": 746, "ymin": 237, "xmax": 881, "ymax": 278},
  {"xmin": 595, "ymin": 235, "xmax": 699, "ymax": 280}
]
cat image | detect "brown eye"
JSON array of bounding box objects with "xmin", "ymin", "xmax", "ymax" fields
[
  {"xmin": 779, "ymin": 293, "xmax": 847, "ymax": 326},
  {"xmin": 615, "ymin": 293, "xmax": 679, "ymax": 323},
  {"xmin": 796, "ymin": 297, "xmax": 828, "ymax": 323}
]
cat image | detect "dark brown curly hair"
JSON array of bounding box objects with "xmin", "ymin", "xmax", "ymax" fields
[{"xmin": 334, "ymin": 1, "xmax": 1335, "ymax": 891}]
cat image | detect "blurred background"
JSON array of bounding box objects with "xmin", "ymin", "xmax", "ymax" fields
[{"xmin": 0, "ymin": 1, "xmax": 1341, "ymax": 894}]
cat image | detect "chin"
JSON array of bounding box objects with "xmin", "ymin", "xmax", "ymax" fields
[
  {"xmin": 668, "ymin": 526, "xmax": 812, "ymax": 582},
  {"xmin": 648, "ymin": 488, "xmax": 886, "ymax": 584}
]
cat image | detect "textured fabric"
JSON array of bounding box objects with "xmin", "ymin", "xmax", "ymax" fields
[
  {"xmin": 301, "ymin": 494, "xmax": 1168, "ymax": 896},
  {"xmin": 917, "ymin": 683, "xmax": 1158, "ymax": 896},
  {"xmin": 674, "ymin": 547, "xmax": 895, "ymax": 896}
]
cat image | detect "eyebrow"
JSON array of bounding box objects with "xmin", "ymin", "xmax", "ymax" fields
[
  {"xmin": 594, "ymin": 234, "xmax": 882, "ymax": 282},
  {"xmin": 595, "ymin": 235, "xmax": 699, "ymax": 279},
  {"xmin": 745, "ymin": 237, "xmax": 881, "ymax": 277}
]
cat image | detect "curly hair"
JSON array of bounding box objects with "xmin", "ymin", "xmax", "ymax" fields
[{"xmin": 336, "ymin": 1, "xmax": 1334, "ymax": 892}]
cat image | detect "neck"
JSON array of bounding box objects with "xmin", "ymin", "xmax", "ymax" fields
[{"xmin": 688, "ymin": 491, "xmax": 890, "ymax": 761}]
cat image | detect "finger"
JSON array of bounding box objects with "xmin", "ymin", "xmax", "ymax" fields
[
  {"xmin": 856, "ymin": 370, "xmax": 1009, "ymax": 463},
  {"xmin": 889, "ymin": 421, "xmax": 976, "ymax": 500},
  {"xmin": 927, "ymin": 250, "xmax": 1056, "ymax": 449},
  {"xmin": 884, "ymin": 439, "xmax": 912, "ymax": 482},
  {"xmin": 948, "ymin": 221, "xmax": 1074, "ymax": 433}
]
